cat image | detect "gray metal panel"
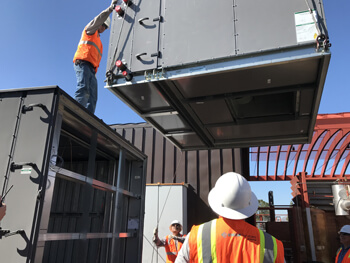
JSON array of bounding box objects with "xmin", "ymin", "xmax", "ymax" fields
[
  {"xmin": 235, "ymin": 0, "xmax": 312, "ymax": 54},
  {"xmin": 142, "ymin": 185, "xmax": 186, "ymax": 263},
  {"xmin": 173, "ymin": 58, "xmax": 319, "ymax": 98},
  {"xmin": 0, "ymin": 94, "xmax": 22, "ymax": 195},
  {"xmin": 161, "ymin": 0, "xmax": 236, "ymax": 67},
  {"xmin": 130, "ymin": 0, "xmax": 161, "ymax": 71},
  {"xmin": 107, "ymin": 0, "xmax": 138, "ymax": 74},
  {"xmin": 117, "ymin": 82, "xmax": 171, "ymax": 112},
  {"xmin": 0, "ymin": 90, "xmax": 55, "ymax": 262},
  {"xmin": 107, "ymin": 0, "xmax": 161, "ymax": 73}
]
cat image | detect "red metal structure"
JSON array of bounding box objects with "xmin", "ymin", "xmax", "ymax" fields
[{"xmin": 249, "ymin": 113, "xmax": 350, "ymax": 181}]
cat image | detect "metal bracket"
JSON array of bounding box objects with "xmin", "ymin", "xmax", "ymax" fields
[
  {"xmin": 151, "ymin": 51, "xmax": 160, "ymax": 58},
  {"xmin": 22, "ymin": 103, "xmax": 47, "ymax": 114},
  {"xmin": 0, "ymin": 228, "xmax": 10, "ymax": 239},
  {"xmin": 153, "ymin": 16, "xmax": 163, "ymax": 22},
  {"xmin": 144, "ymin": 68, "xmax": 166, "ymax": 81},
  {"xmin": 316, "ymin": 34, "xmax": 331, "ymax": 52},
  {"xmin": 10, "ymin": 162, "xmax": 37, "ymax": 172}
]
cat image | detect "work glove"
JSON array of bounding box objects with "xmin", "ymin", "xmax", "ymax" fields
[
  {"xmin": 111, "ymin": 0, "xmax": 118, "ymax": 7},
  {"xmin": 153, "ymin": 227, "xmax": 158, "ymax": 236}
]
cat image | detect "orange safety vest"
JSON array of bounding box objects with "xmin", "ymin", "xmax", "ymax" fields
[
  {"xmin": 335, "ymin": 247, "xmax": 350, "ymax": 263},
  {"xmin": 73, "ymin": 29, "xmax": 103, "ymax": 73},
  {"xmin": 165, "ymin": 234, "xmax": 186, "ymax": 263},
  {"xmin": 188, "ymin": 217, "xmax": 284, "ymax": 263}
]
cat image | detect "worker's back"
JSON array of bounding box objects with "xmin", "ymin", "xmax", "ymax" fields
[{"xmin": 188, "ymin": 216, "xmax": 284, "ymax": 262}]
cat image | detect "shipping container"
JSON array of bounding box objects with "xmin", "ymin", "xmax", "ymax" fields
[
  {"xmin": 105, "ymin": 0, "xmax": 331, "ymax": 150},
  {"xmin": 0, "ymin": 87, "xmax": 147, "ymax": 263}
]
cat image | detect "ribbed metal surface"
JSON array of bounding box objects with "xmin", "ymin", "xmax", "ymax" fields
[{"xmin": 110, "ymin": 123, "xmax": 247, "ymax": 201}]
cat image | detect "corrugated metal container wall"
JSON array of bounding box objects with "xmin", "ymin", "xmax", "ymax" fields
[{"xmin": 111, "ymin": 123, "xmax": 248, "ymax": 202}]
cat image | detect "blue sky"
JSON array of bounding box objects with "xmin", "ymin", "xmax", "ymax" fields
[{"xmin": 0, "ymin": 0, "xmax": 349, "ymax": 205}]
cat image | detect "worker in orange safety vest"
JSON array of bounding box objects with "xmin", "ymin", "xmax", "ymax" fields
[
  {"xmin": 175, "ymin": 172, "xmax": 285, "ymax": 263},
  {"xmin": 336, "ymin": 225, "xmax": 350, "ymax": 263},
  {"xmin": 73, "ymin": 0, "xmax": 117, "ymax": 113},
  {"xmin": 153, "ymin": 220, "xmax": 186, "ymax": 263}
]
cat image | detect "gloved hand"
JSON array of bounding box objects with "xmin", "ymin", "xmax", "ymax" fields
[
  {"xmin": 110, "ymin": 0, "xmax": 118, "ymax": 8},
  {"xmin": 153, "ymin": 227, "xmax": 158, "ymax": 236}
]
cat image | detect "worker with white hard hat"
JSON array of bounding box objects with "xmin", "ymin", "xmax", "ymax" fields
[
  {"xmin": 175, "ymin": 172, "xmax": 285, "ymax": 263},
  {"xmin": 153, "ymin": 220, "xmax": 186, "ymax": 262},
  {"xmin": 73, "ymin": 0, "xmax": 116, "ymax": 114},
  {"xmin": 336, "ymin": 225, "xmax": 350, "ymax": 262}
]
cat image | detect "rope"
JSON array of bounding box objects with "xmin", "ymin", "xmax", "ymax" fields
[
  {"xmin": 304, "ymin": 0, "xmax": 321, "ymax": 35},
  {"xmin": 152, "ymin": 151, "xmax": 184, "ymax": 262},
  {"xmin": 108, "ymin": 3, "xmax": 130, "ymax": 71},
  {"xmin": 157, "ymin": 152, "xmax": 184, "ymax": 223},
  {"xmin": 145, "ymin": 234, "xmax": 166, "ymax": 263}
]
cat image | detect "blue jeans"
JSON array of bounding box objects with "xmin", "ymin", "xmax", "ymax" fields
[{"xmin": 74, "ymin": 62, "xmax": 97, "ymax": 114}]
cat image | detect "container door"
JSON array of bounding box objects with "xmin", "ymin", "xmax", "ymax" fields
[
  {"xmin": 0, "ymin": 89, "xmax": 56, "ymax": 262},
  {"xmin": 130, "ymin": 0, "xmax": 161, "ymax": 72}
]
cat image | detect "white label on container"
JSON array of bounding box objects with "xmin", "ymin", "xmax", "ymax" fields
[
  {"xmin": 21, "ymin": 168, "xmax": 32, "ymax": 174},
  {"xmin": 295, "ymin": 10, "xmax": 318, "ymax": 43}
]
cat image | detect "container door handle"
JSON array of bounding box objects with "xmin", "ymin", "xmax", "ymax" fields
[
  {"xmin": 138, "ymin": 17, "xmax": 149, "ymax": 25},
  {"xmin": 136, "ymin": 53, "xmax": 147, "ymax": 60}
]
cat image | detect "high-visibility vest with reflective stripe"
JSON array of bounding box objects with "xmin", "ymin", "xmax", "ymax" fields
[
  {"xmin": 188, "ymin": 218, "xmax": 284, "ymax": 263},
  {"xmin": 335, "ymin": 247, "xmax": 350, "ymax": 263},
  {"xmin": 73, "ymin": 29, "xmax": 103, "ymax": 72},
  {"xmin": 165, "ymin": 234, "xmax": 186, "ymax": 263}
]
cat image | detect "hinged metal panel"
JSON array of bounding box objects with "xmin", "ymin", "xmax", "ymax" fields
[
  {"xmin": 161, "ymin": 0, "xmax": 236, "ymax": 67},
  {"xmin": 235, "ymin": 0, "xmax": 304, "ymax": 54},
  {"xmin": 130, "ymin": 0, "xmax": 161, "ymax": 72}
]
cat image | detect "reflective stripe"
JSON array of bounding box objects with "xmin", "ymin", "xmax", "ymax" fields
[
  {"xmin": 197, "ymin": 224, "xmax": 204, "ymax": 263},
  {"xmin": 262, "ymin": 231, "xmax": 276, "ymax": 263},
  {"xmin": 202, "ymin": 221, "xmax": 213, "ymax": 263},
  {"xmin": 166, "ymin": 252, "xmax": 177, "ymax": 255},
  {"xmin": 196, "ymin": 220, "xmax": 217, "ymax": 263},
  {"xmin": 198, "ymin": 221, "xmax": 277, "ymax": 263},
  {"xmin": 272, "ymin": 236, "xmax": 277, "ymax": 262},
  {"xmin": 79, "ymin": 40, "xmax": 102, "ymax": 57},
  {"xmin": 259, "ymin": 230, "xmax": 265, "ymax": 263},
  {"xmin": 210, "ymin": 220, "xmax": 217, "ymax": 263}
]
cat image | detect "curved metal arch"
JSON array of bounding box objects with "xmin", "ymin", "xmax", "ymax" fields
[
  {"xmin": 303, "ymin": 129, "xmax": 327, "ymax": 176},
  {"xmin": 332, "ymin": 131, "xmax": 350, "ymax": 177},
  {"xmin": 249, "ymin": 113, "xmax": 350, "ymax": 180},
  {"xmin": 319, "ymin": 129, "xmax": 341, "ymax": 177}
]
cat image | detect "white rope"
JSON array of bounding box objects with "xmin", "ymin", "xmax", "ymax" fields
[{"xmin": 152, "ymin": 151, "xmax": 184, "ymax": 262}]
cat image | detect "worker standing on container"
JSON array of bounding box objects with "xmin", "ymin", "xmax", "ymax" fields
[
  {"xmin": 153, "ymin": 220, "xmax": 186, "ymax": 263},
  {"xmin": 335, "ymin": 225, "xmax": 350, "ymax": 263},
  {"xmin": 73, "ymin": 1, "xmax": 117, "ymax": 114},
  {"xmin": 175, "ymin": 172, "xmax": 285, "ymax": 263}
]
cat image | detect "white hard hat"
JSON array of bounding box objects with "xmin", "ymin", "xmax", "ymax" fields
[
  {"xmin": 170, "ymin": 220, "xmax": 182, "ymax": 227},
  {"xmin": 208, "ymin": 172, "xmax": 258, "ymax": 220},
  {"xmin": 339, "ymin": 225, "xmax": 350, "ymax": 234},
  {"xmin": 104, "ymin": 16, "xmax": 111, "ymax": 29}
]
